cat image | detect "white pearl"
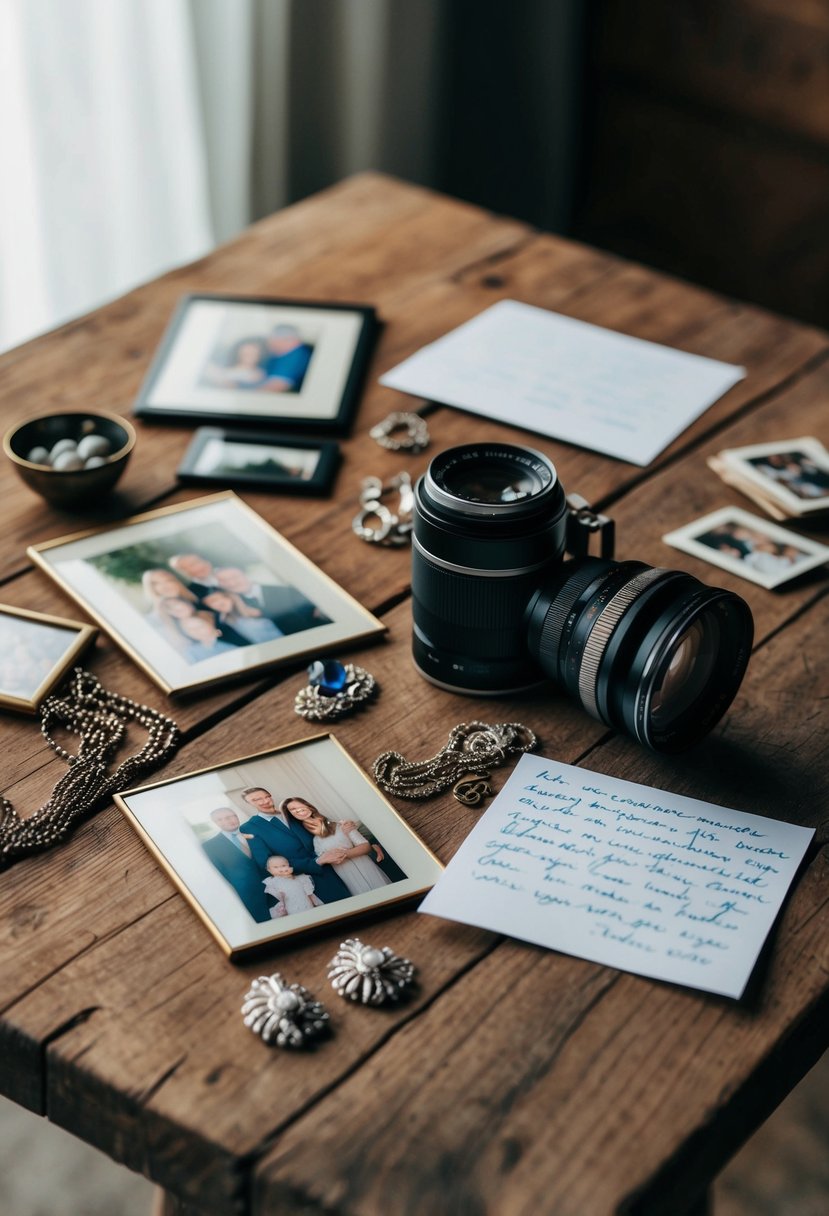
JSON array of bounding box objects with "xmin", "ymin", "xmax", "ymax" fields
[
  {"xmin": 275, "ymin": 989, "xmax": 301, "ymax": 1012},
  {"xmin": 359, "ymin": 946, "xmax": 385, "ymax": 970},
  {"xmin": 26, "ymin": 446, "xmax": 51, "ymax": 465},
  {"xmin": 50, "ymin": 439, "xmax": 77, "ymax": 460},
  {"xmin": 84, "ymin": 456, "xmax": 107, "ymax": 469},
  {"xmin": 77, "ymin": 435, "xmax": 112, "ymax": 460},
  {"xmin": 52, "ymin": 451, "xmax": 84, "ymax": 471}
]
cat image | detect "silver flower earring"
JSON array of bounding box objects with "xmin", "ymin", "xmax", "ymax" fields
[
  {"xmin": 327, "ymin": 938, "xmax": 416, "ymax": 1006},
  {"xmin": 241, "ymin": 973, "xmax": 330, "ymax": 1048}
]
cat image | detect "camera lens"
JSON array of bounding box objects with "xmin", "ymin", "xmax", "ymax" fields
[
  {"xmin": 527, "ymin": 558, "xmax": 753, "ymax": 752},
  {"xmin": 412, "ymin": 443, "xmax": 568, "ymax": 692}
]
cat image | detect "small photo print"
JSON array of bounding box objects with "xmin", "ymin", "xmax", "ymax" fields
[
  {"xmin": 663, "ymin": 506, "xmax": 829, "ymax": 589},
  {"xmin": 115, "ymin": 734, "xmax": 443, "ymax": 957},
  {"xmin": 0, "ymin": 605, "xmax": 96, "ymax": 713},
  {"xmin": 177, "ymin": 428, "xmax": 339, "ymax": 495},
  {"xmin": 29, "ymin": 493, "xmax": 384, "ymax": 696},
  {"xmin": 719, "ymin": 437, "xmax": 829, "ymax": 516}
]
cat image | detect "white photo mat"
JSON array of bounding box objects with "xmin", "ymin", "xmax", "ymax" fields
[
  {"xmin": 662, "ymin": 506, "xmax": 829, "ymax": 590},
  {"xmin": 29, "ymin": 493, "xmax": 384, "ymax": 695}
]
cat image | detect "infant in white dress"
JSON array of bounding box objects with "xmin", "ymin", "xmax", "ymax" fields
[{"xmin": 262, "ymin": 855, "xmax": 322, "ymax": 918}]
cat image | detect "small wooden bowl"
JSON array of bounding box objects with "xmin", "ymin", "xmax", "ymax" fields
[{"xmin": 4, "ymin": 410, "xmax": 136, "ymax": 508}]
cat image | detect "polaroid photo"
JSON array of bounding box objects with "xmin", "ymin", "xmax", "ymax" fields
[
  {"xmin": 0, "ymin": 605, "xmax": 97, "ymax": 714},
  {"xmin": 716, "ymin": 437, "xmax": 829, "ymax": 517},
  {"xmin": 177, "ymin": 428, "xmax": 339, "ymax": 495},
  {"xmin": 134, "ymin": 294, "xmax": 378, "ymax": 435},
  {"xmin": 115, "ymin": 734, "xmax": 443, "ymax": 958},
  {"xmin": 28, "ymin": 491, "xmax": 384, "ymax": 696},
  {"xmin": 663, "ymin": 506, "xmax": 829, "ymax": 590}
]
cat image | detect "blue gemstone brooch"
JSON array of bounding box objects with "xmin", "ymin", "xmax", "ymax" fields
[{"xmin": 294, "ymin": 659, "xmax": 378, "ymax": 722}]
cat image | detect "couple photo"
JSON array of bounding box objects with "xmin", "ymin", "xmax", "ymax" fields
[
  {"xmin": 202, "ymin": 322, "xmax": 315, "ymax": 395},
  {"xmin": 200, "ymin": 785, "xmax": 404, "ymax": 924}
]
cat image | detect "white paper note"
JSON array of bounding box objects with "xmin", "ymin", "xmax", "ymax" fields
[
  {"xmin": 380, "ymin": 300, "xmax": 745, "ymax": 466},
  {"xmin": 419, "ymin": 755, "xmax": 813, "ymax": 998}
]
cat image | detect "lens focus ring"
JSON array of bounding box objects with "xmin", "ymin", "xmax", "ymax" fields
[{"xmin": 577, "ymin": 567, "xmax": 669, "ymax": 721}]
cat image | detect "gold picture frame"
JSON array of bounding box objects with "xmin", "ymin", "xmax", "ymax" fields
[
  {"xmin": 114, "ymin": 733, "xmax": 444, "ymax": 959},
  {"xmin": 0, "ymin": 604, "xmax": 97, "ymax": 714},
  {"xmin": 28, "ymin": 491, "xmax": 385, "ymax": 697}
]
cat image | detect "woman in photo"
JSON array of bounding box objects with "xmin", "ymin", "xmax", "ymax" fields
[
  {"xmin": 281, "ymin": 796, "xmax": 391, "ymax": 895},
  {"xmin": 204, "ymin": 336, "xmax": 268, "ymax": 389},
  {"xmin": 142, "ymin": 569, "xmax": 213, "ymax": 653},
  {"xmin": 201, "ymin": 590, "xmax": 283, "ymax": 644}
]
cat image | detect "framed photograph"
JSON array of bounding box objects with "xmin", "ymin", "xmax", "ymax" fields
[
  {"xmin": 663, "ymin": 506, "xmax": 829, "ymax": 590},
  {"xmin": 114, "ymin": 734, "xmax": 443, "ymax": 958},
  {"xmin": 0, "ymin": 605, "xmax": 97, "ymax": 714},
  {"xmin": 177, "ymin": 428, "xmax": 340, "ymax": 495},
  {"xmin": 28, "ymin": 491, "xmax": 385, "ymax": 697},
  {"xmin": 716, "ymin": 436, "xmax": 829, "ymax": 517},
  {"xmin": 133, "ymin": 294, "xmax": 378, "ymax": 434}
]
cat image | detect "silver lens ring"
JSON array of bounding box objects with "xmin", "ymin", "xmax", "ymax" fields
[{"xmin": 577, "ymin": 568, "xmax": 669, "ymax": 721}]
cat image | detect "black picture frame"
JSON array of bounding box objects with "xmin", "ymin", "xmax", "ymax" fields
[
  {"xmin": 133, "ymin": 293, "xmax": 379, "ymax": 435},
  {"xmin": 177, "ymin": 428, "xmax": 340, "ymax": 495}
]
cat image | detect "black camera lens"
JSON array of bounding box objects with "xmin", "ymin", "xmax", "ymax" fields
[
  {"xmin": 413, "ymin": 444, "xmax": 569, "ymax": 693},
  {"xmin": 412, "ymin": 442, "xmax": 754, "ymax": 751},
  {"xmin": 527, "ymin": 559, "xmax": 753, "ymax": 752}
]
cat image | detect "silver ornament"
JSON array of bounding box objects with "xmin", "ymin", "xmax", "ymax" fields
[
  {"xmin": 241, "ymin": 973, "xmax": 329, "ymax": 1048},
  {"xmin": 327, "ymin": 938, "xmax": 416, "ymax": 1006},
  {"xmin": 294, "ymin": 662, "xmax": 377, "ymax": 722}
]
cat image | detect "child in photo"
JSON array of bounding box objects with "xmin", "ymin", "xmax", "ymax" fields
[
  {"xmin": 177, "ymin": 614, "xmax": 237, "ymax": 663},
  {"xmin": 262, "ymin": 854, "xmax": 323, "ymax": 918}
]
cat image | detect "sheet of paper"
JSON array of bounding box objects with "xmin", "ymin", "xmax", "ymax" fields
[
  {"xmin": 380, "ymin": 300, "xmax": 745, "ymax": 466},
  {"xmin": 419, "ymin": 754, "xmax": 813, "ymax": 998}
]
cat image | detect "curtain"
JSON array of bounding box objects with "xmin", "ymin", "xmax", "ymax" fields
[
  {"xmin": 0, "ymin": 0, "xmax": 578, "ymax": 354},
  {"xmin": 0, "ymin": 0, "xmax": 213, "ymax": 352}
]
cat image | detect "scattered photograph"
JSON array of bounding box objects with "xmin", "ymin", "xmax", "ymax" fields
[
  {"xmin": 663, "ymin": 506, "xmax": 829, "ymax": 589},
  {"xmin": 134, "ymin": 294, "xmax": 378, "ymax": 434},
  {"xmin": 115, "ymin": 734, "xmax": 443, "ymax": 957},
  {"xmin": 0, "ymin": 605, "xmax": 96, "ymax": 713},
  {"xmin": 177, "ymin": 428, "xmax": 340, "ymax": 495},
  {"xmin": 28, "ymin": 492, "xmax": 385, "ymax": 696},
  {"xmin": 716, "ymin": 436, "xmax": 829, "ymax": 517}
]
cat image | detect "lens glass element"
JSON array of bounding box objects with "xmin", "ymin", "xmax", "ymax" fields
[
  {"xmin": 649, "ymin": 613, "xmax": 720, "ymax": 726},
  {"xmin": 441, "ymin": 460, "xmax": 548, "ymax": 504}
]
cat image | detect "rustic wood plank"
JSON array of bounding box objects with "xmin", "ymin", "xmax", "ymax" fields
[
  {"xmin": 0, "ymin": 172, "xmax": 531, "ymax": 580},
  {"xmin": 1, "ymin": 175, "xmax": 828, "ymax": 1216},
  {"xmin": 252, "ymin": 593, "xmax": 829, "ymax": 1216}
]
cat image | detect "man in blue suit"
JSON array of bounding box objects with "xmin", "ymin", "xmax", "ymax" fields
[
  {"xmin": 202, "ymin": 807, "xmax": 272, "ymax": 922},
  {"xmin": 241, "ymin": 786, "xmax": 350, "ymax": 904}
]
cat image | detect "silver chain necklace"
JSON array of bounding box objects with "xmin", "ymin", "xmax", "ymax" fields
[{"xmin": 0, "ymin": 668, "xmax": 180, "ymax": 867}]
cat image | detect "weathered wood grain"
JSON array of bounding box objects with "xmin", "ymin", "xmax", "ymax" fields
[
  {"xmin": 253, "ymin": 594, "xmax": 829, "ymax": 1216},
  {"xmin": 0, "ymin": 174, "xmax": 827, "ymax": 1216}
]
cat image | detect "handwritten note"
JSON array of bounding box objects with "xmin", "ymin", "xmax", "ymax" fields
[
  {"xmin": 380, "ymin": 300, "xmax": 745, "ymax": 466},
  {"xmin": 419, "ymin": 755, "xmax": 813, "ymax": 997}
]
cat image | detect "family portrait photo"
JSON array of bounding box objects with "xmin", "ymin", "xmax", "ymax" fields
[
  {"xmin": 0, "ymin": 605, "xmax": 96, "ymax": 713},
  {"xmin": 663, "ymin": 506, "xmax": 829, "ymax": 590},
  {"xmin": 177, "ymin": 427, "xmax": 340, "ymax": 494},
  {"xmin": 29, "ymin": 493, "xmax": 384, "ymax": 696},
  {"xmin": 115, "ymin": 735, "xmax": 444, "ymax": 956},
  {"xmin": 134, "ymin": 294, "xmax": 378, "ymax": 433}
]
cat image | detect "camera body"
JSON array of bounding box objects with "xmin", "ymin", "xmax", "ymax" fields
[{"xmin": 412, "ymin": 443, "xmax": 753, "ymax": 752}]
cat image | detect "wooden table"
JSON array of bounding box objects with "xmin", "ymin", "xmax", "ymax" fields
[{"xmin": 0, "ymin": 174, "xmax": 826, "ymax": 1216}]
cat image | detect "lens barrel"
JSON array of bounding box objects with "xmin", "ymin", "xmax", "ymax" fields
[
  {"xmin": 413, "ymin": 443, "xmax": 568, "ymax": 692},
  {"xmin": 527, "ymin": 558, "xmax": 753, "ymax": 751},
  {"xmin": 411, "ymin": 442, "xmax": 754, "ymax": 751}
]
